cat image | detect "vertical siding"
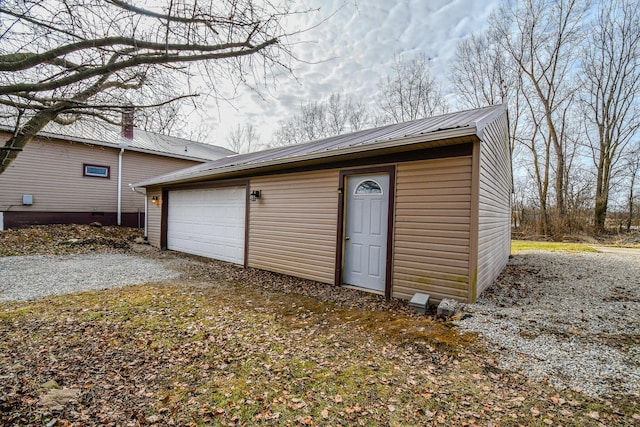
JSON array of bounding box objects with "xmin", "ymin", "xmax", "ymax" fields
[
  {"xmin": 249, "ymin": 170, "xmax": 339, "ymax": 284},
  {"xmin": 392, "ymin": 156, "xmax": 473, "ymax": 301},
  {"xmin": 146, "ymin": 187, "xmax": 163, "ymax": 247},
  {"xmin": 0, "ymin": 135, "xmax": 198, "ymax": 215},
  {"xmin": 475, "ymin": 112, "xmax": 512, "ymax": 299}
]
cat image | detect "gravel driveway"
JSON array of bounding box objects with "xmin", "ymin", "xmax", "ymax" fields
[
  {"xmin": 0, "ymin": 253, "xmax": 180, "ymax": 302},
  {"xmin": 459, "ymin": 249, "xmax": 640, "ymax": 398}
]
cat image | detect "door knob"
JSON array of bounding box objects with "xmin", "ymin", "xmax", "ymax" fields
[{"xmin": 345, "ymin": 236, "xmax": 350, "ymax": 240}]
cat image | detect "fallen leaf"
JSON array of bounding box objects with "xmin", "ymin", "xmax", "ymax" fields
[{"xmin": 587, "ymin": 411, "xmax": 599, "ymax": 420}]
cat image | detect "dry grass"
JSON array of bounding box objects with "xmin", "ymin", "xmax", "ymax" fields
[
  {"xmin": 2, "ymin": 283, "xmax": 637, "ymax": 426},
  {"xmin": 511, "ymin": 240, "xmax": 598, "ymax": 254}
]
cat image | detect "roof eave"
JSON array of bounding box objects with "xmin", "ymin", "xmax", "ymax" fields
[
  {"xmin": 0, "ymin": 127, "xmax": 218, "ymax": 162},
  {"xmin": 134, "ymin": 126, "xmax": 479, "ymax": 188}
]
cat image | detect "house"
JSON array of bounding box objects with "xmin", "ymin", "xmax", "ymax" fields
[
  {"xmin": 134, "ymin": 105, "xmax": 511, "ymax": 303},
  {"xmin": 0, "ymin": 115, "xmax": 234, "ymax": 230}
]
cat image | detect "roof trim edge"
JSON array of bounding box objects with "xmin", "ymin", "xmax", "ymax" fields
[{"xmin": 134, "ymin": 125, "xmax": 479, "ymax": 188}]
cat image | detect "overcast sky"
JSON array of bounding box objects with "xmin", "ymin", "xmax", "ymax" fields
[{"xmin": 194, "ymin": 0, "xmax": 502, "ymax": 150}]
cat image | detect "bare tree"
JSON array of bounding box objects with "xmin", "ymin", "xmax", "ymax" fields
[
  {"xmin": 0, "ymin": 0, "xmax": 309, "ymax": 174},
  {"xmin": 225, "ymin": 123, "xmax": 260, "ymax": 154},
  {"xmin": 491, "ymin": 0, "xmax": 589, "ymax": 231},
  {"xmin": 624, "ymin": 143, "xmax": 640, "ymax": 230},
  {"xmin": 271, "ymin": 93, "xmax": 371, "ymax": 147},
  {"xmin": 449, "ymin": 29, "xmax": 527, "ymax": 153},
  {"xmin": 518, "ymin": 90, "xmax": 553, "ymax": 234},
  {"xmin": 300, "ymin": 101, "xmax": 328, "ymax": 142},
  {"xmin": 376, "ymin": 53, "xmax": 448, "ymax": 124},
  {"xmin": 326, "ymin": 93, "xmax": 348, "ymax": 135},
  {"xmin": 136, "ymin": 103, "xmax": 184, "ymax": 136},
  {"xmin": 581, "ymin": 0, "xmax": 640, "ymax": 232},
  {"xmin": 450, "ymin": 33, "xmax": 509, "ymax": 108},
  {"xmin": 347, "ymin": 97, "xmax": 371, "ymax": 132}
]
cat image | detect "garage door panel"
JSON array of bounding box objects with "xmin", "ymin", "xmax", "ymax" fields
[{"xmin": 167, "ymin": 187, "xmax": 245, "ymax": 264}]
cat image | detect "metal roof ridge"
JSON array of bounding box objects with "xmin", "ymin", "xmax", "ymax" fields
[
  {"xmin": 132, "ymin": 105, "xmax": 507, "ymax": 188},
  {"xmin": 0, "ymin": 124, "xmax": 229, "ymax": 162},
  {"xmin": 132, "ymin": 125, "xmax": 477, "ymax": 188}
]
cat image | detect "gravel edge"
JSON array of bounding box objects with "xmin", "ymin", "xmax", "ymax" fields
[{"xmin": 457, "ymin": 251, "xmax": 640, "ymax": 398}]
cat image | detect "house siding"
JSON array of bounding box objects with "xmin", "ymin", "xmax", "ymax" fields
[
  {"xmin": 146, "ymin": 187, "xmax": 163, "ymax": 247},
  {"xmin": 475, "ymin": 112, "xmax": 512, "ymax": 299},
  {"xmin": 248, "ymin": 170, "xmax": 339, "ymax": 284},
  {"xmin": 119, "ymin": 150, "xmax": 195, "ymax": 212},
  {"xmin": 392, "ymin": 156, "xmax": 473, "ymax": 302},
  {"xmin": 0, "ymin": 135, "xmax": 197, "ymax": 226}
]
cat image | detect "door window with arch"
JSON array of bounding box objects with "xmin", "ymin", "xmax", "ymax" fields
[{"xmin": 354, "ymin": 179, "xmax": 383, "ymax": 195}]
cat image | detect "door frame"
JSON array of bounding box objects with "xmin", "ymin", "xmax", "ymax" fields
[
  {"xmin": 160, "ymin": 178, "xmax": 250, "ymax": 267},
  {"xmin": 335, "ymin": 165, "xmax": 396, "ymax": 299}
]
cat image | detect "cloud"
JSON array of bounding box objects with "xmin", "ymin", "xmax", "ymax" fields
[{"xmin": 205, "ymin": 0, "xmax": 501, "ymax": 149}]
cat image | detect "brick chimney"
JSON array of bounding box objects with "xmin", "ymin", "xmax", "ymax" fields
[{"xmin": 121, "ymin": 107, "xmax": 134, "ymax": 139}]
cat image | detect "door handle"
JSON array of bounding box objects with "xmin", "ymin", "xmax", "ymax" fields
[{"xmin": 345, "ymin": 236, "xmax": 350, "ymax": 240}]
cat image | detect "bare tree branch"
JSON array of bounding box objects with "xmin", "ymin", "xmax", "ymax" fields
[{"xmin": 0, "ymin": 0, "xmax": 309, "ymax": 174}]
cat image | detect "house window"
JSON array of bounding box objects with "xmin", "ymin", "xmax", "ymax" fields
[
  {"xmin": 354, "ymin": 180, "xmax": 382, "ymax": 194},
  {"xmin": 83, "ymin": 164, "xmax": 110, "ymax": 178}
]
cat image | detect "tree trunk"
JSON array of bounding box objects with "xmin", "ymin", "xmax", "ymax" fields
[
  {"xmin": 594, "ymin": 144, "xmax": 613, "ymax": 233},
  {"xmin": 0, "ymin": 110, "xmax": 59, "ymax": 174},
  {"xmin": 629, "ymin": 174, "xmax": 637, "ymax": 231}
]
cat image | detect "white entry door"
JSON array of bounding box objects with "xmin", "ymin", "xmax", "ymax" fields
[
  {"xmin": 343, "ymin": 174, "xmax": 390, "ymax": 291},
  {"xmin": 167, "ymin": 187, "xmax": 245, "ymax": 264}
]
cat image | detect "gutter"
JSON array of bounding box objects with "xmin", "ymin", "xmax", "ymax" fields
[{"xmin": 130, "ymin": 184, "xmax": 148, "ymax": 239}]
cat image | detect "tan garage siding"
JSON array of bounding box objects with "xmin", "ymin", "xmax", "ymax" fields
[
  {"xmin": 392, "ymin": 156, "xmax": 473, "ymax": 301},
  {"xmin": 146, "ymin": 187, "xmax": 163, "ymax": 247},
  {"xmin": 475, "ymin": 112, "xmax": 512, "ymax": 298},
  {"xmin": 249, "ymin": 170, "xmax": 339, "ymax": 284}
]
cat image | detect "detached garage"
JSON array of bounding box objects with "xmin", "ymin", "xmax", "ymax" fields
[{"xmin": 134, "ymin": 104, "xmax": 511, "ymax": 303}]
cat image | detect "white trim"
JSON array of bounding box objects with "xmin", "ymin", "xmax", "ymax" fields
[
  {"xmin": 474, "ymin": 103, "xmax": 507, "ymax": 140},
  {"xmin": 117, "ymin": 148, "xmax": 124, "ymax": 226},
  {"xmin": 84, "ymin": 164, "xmax": 109, "ymax": 177}
]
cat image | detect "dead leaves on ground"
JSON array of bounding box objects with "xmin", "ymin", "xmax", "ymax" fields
[
  {"xmin": 1, "ymin": 285, "xmax": 637, "ymax": 426},
  {"xmin": 0, "ymin": 224, "xmax": 142, "ymax": 256}
]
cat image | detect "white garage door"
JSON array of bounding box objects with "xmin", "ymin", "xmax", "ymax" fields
[{"xmin": 167, "ymin": 187, "xmax": 246, "ymax": 264}]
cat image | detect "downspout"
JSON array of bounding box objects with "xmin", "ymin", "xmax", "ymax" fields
[
  {"xmin": 117, "ymin": 147, "xmax": 124, "ymax": 226},
  {"xmin": 119, "ymin": 106, "xmax": 135, "ymax": 227},
  {"xmin": 130, "ymin": 184, "xmax": 148, "ymax": 239}
]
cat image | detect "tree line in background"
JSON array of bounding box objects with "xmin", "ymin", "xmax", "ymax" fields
[{"xmin": 238, "ymin": 0, "xmax": 640, "ymax": 237}]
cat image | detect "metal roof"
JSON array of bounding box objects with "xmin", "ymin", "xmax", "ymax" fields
[
  {"xmin": 0, "ymin": 119, "xmax": 234, "ymax": 162},
  {"xmin": 134, "ymin": 104, "xmax": 507, "ymax": 188}
]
